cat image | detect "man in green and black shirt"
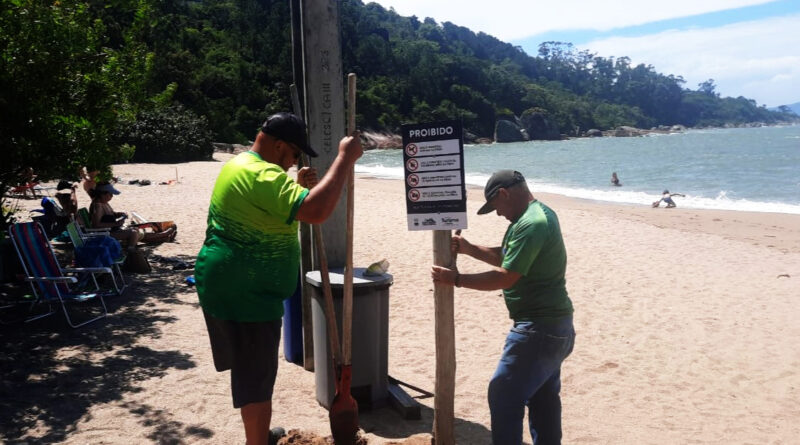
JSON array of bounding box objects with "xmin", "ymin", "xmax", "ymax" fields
[
  {"xmin": 196, "ymin": 112, "xmax": 362, "ymax": 445},
  {"xmin": 431, "ymin": 170, "xmax": 575, "ymax": 445}
]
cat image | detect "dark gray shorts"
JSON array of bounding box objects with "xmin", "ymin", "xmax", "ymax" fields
[{"xmin": 203, "ymin": 310, "xmax": 282, "ymax": 408}]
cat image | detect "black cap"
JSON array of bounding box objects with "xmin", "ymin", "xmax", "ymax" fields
[
  {"xmin": 260, "ymin": 112, "xmax": 318, "ymax": 158},
  {"xmin": 477, "ymin": 170, "xmax": 526, "ymax": 215}
]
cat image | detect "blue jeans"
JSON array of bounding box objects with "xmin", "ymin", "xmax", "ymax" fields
[{"xmin": 488, "ymin": 317, "xmax": 575, "ymax": 445}]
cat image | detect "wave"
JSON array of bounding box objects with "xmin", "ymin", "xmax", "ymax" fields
[{"xmin": 355, "ymin": 164, "xmax": 800, "ymax": 215}]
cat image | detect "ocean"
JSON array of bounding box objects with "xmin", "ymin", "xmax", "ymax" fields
[{"xmin": 357, "ymin": 125, "xmax": 800, "ymax": 214}]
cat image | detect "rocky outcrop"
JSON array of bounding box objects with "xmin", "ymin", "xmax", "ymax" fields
[
  {"xmin": 494, "ymin": 119, "xmax": 527, "ymax": 143},
  {"xmin": 520, "ymin": 109, "xmax": 561, "ymax": 140},
  {"xmin": 585, "ymin": 129, "xmax": 603, "ymax": 137},
  {"xmin": 608, "ymin": 126, "xmax": 646, "ymax": 137},
  {"xmin": 361, "ymin": 131, "xmax": 402, "ymax": 149},
  {"xmin": 213, "ymin": 142, "xmax": 251, "ymax": 153}
]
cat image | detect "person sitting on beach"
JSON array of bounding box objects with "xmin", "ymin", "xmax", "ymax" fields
[
  {"xmin": 195, "ymin": 112, "xmax": 363, "ymax": 445},
  {"xmin": 431, "ymin": 169, "xmax": 575, "ymax": 445},
  {"xmin": 89, "ymin": 182, "xmax": 143, "ymax": 248},
  {"xmin": 653, "ymin": 190, "xmax": 685, "ymax": 208},
  {"xmin": 89, "ymin": 182, "xmax": 177, "ymax": 245},
  {"xmin": 54, "ymin": 180, "xmax": 79, "ymax": 219},
  {"xmin": 12, "ymin": 167, "xmax": 40, "ymax": 198},
  {"xmin": 611, "ymin": 172, "xmax": 621, "ymax": 186}
]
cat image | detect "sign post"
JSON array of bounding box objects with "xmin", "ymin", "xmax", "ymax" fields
[{"xmin": 402, "ymin": 120, "xmax": 467, "ymax": 445}]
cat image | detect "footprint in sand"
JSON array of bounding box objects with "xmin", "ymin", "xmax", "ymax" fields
[{"xmin": 592, "ymin": 362, "xmax": 619, "ymax": 372}]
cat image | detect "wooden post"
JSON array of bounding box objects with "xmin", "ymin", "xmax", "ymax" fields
[
  {"xmin": 301, "ymin": 0, "xmax": 347, "ymax": 268},
  {"xmin": 342, "ymin": 73, "xmax": 356, "ymax": 368},
  {"xmin": 290, "ymin": 82, "xmax": 315, "ymax": 372},
  {"xmin": 432, "ymin": 230, "xmax": 456, "ymax": 445},
  {"xmin": 290, "ymin": 0, "xmax": 315, "ymax": 371}
]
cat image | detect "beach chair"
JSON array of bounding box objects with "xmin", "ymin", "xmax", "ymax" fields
[
  {"xmin": 31, "ymin": 197, "xmax": 71, "ymax": 239},
  {"xmin": 77, "ymin": 207, "xmax": 110, "ymax": 234},
  {"xmin": 66, "ymin": 221, "xmax": 127, "ymax": 295},
  {"xmin": 10, "ymin": 181, "xmax": 40, "ymax": 198},
  {"xmin": 7, "ymin": 222, "xmax": 110, "ymax": 328}
]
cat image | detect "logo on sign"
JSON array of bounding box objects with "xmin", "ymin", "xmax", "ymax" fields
[
  {"xmin": 405, "ymin": 143, "xmax": 418, "ymax": 157},
  {"xmin": 407, "ymin": 174, "xmax": 419, "ymax": 187},
  {"xmin": 408, "ymin": 189, "xmax": 420, "ymax": 202},
  {"xmin": 406, "ymin": 158, "xmax": 419, "ymax": 171}
]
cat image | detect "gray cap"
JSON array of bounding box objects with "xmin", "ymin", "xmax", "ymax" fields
[{"xmin": 477, "ymin": 170, "xmax": 526, "ymax": 215}]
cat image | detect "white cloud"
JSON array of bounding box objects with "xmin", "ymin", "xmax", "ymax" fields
[
  {"xmin": 369, "ymin": 0, "xmax": 777, "ymax": 40},
  {"xmin": 581, "ymin": 14, "xmax": 800, "ymax": 106}
]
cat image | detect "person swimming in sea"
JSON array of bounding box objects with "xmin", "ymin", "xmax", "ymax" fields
[{"xmin": 611, "ymin": 172, "xmax": 621, "ymax": 186}]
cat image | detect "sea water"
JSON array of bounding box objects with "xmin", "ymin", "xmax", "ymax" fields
[{"xmin": 357, "ymin": 125, "xmax": 800, "ymax": 214}]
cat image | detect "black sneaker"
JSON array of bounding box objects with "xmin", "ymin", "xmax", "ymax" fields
[{"xmin": 269, "ymin": 427, "xmax": 286, "ymax": 445}]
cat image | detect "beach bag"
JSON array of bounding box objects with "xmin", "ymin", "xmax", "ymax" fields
[
  {"xmin": 122, "ymin": 249, "xmax": 151, "ymax": 273},
  {"xmin": 75, "ymin": 236, "xmax": 121, "ymax": 268}
]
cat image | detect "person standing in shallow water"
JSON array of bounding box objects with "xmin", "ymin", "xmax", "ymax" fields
[
  {"xmin": 431, "ymin": 170, "xmax": 575, "ymax": 445},
  {"xmin": 653, "ymin": 189, "xmax": 685, "ymax": 208},
  {"xmin": 611, "ymin": 172, "xmax": 621, "ymax": 186},
  {"xmin": 195, "ymin": 112, "xmax": 363, "ymax": 445}
]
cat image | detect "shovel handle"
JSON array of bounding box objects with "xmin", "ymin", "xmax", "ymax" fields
[
  {"xmin": 313, "ymin": 223, "xmax": 342, "ymax": 368},
  {"xmin": 343, "ymin": 73, "xmax": 356, "ymax": 366}
]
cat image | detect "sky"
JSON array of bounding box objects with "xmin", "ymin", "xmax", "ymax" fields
[{"xmin": 368, "ymin": 0, "xmax": 800, "ymax": 107}]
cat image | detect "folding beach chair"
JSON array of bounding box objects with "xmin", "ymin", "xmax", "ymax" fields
[
  {"xmin": 8, "ymin": 222, "xmax": 111, "ymax": 328},
  {"xmin": 77, "ymin": 207, "xmax": 107, "ymax": 232},
  {"xmin": 66, "ymin": 221, "xmax": 127, "ymax": 295},
  {"xmin": 31, "ymin": 197, "xmax": 71, "ymax": 239}
]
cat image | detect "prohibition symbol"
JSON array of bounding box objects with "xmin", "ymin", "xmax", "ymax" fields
[
  {"xmin": 405, "ymin": 143, "xmax": 418, "ymax": 157},
  {"xmin": 408, "ymin": 189, "xmax": 421, "ymax": 202},
  {"xmin": 407, "ymin": 173, "xmax": 420, "ymax": 187},
  {"xmin": 406, "ymin": 158, "xmax": 419, "ymax": 171}
]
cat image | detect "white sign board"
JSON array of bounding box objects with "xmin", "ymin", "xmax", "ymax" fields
[{"xmin": 402, "ymin": 120, "xmax": 468, "ymax": 231}]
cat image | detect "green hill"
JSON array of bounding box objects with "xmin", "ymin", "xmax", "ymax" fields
[{"xmin": 136, "ymin": 0, "xmax": 795, "ymax": 141}]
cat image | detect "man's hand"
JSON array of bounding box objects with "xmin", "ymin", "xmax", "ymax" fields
[
  {"xmin": 451, "ymin": 232, "xmax": 472, "ymax": 258},
  {"xmin": 297, "ymin": 167, "xmax": 319, "ymax": 189},
  {"xmin": 338, "ymin": 130, "xmax": 364, "ymax": 164},
  {"xmin": 431, "ymin": 265, "xmax": 458, "ymax": 286}
]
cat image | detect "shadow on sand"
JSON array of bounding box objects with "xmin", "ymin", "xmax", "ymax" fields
[
  {"xmin": 0, "ymin": 254, "xmax": 211, "ymax": 444},
  {"xmin": 358, "ymin": 396, "xmax": 492, "ymax": 444}
]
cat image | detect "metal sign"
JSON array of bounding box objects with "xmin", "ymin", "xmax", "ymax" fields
[{"xmin": 402, "ymin": 120, "xmax": 468, "ymax": 231}]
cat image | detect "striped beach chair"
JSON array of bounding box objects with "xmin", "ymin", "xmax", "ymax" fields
[{"xmin": 7, "ymin": 222, "xmax": 110, "ymax": 328}]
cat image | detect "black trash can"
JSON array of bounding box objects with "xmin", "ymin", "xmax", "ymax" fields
[{"xmin": 306, "ymin": 267, "xmax": 392, "ymax": 410}]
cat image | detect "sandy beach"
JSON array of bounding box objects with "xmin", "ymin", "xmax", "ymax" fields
[{"xmin": 2, "ymin": 152, "xmax": 799, "ymax": 444}]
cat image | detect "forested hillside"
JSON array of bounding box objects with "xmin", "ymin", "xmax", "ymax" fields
[
  {"xmin": 136, "ymin": 0, "xmax": 799, "ymax": 141},
  {"xmin": 3, "ymin": 0, "xmax": 797, "ymax": 191}
]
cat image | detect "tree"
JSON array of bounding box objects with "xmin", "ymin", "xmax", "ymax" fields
[
  {"xmin": 698, "ymin": 79, "xmax": 719, "ymax": 97},
  {"xmin": 0, "ymin": 0, "xmax": 152, "ymax": 231}
]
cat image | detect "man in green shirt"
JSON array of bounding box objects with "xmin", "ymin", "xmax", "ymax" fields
[
  {"xmin": 196, "ymin": 112, "xmax": 362, "ymax": 445},
  {"xmin": 431, "ymin": 170, "xmax": 575, "ymax": 445}
]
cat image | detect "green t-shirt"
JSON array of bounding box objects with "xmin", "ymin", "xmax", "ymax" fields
[
  {"xmin": 501, "ymin": 200, "xmax": 574, "ymax": 323},
  {"xmin": 195, "ymin": 151, "xmax": 309, "ymax": 322}
]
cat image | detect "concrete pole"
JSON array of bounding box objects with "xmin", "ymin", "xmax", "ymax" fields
[{"xmin": 300, "ymin": 0, "xmax": 347, "ymax": 267}]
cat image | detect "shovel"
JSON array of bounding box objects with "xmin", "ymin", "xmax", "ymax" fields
[
  {"xmin": 292, "ymin": 75, "xmax": 359, "ymax": 444},
  {"xmin": 329, "ymin": 72, "xmax": 359, "ymax": 445}
]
